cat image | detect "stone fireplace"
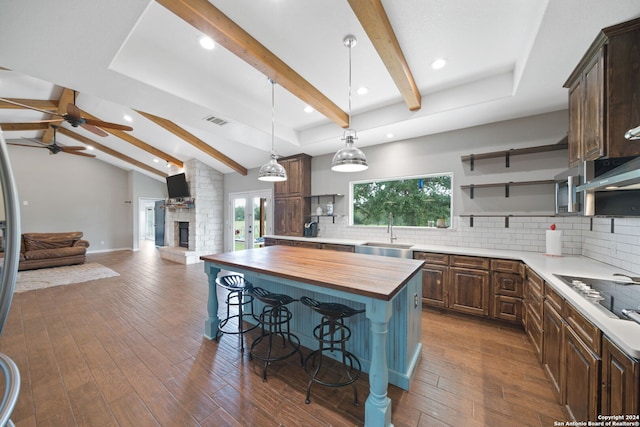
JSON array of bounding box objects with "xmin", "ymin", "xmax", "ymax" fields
[{"xmin": 159, "ymin": 159, "xmax": 224, "ymax": 264}]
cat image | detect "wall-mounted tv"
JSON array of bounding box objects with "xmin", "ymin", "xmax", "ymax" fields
[{"xmin": 166, "ymin": 173, "xmax": 190, "ymax": 199}]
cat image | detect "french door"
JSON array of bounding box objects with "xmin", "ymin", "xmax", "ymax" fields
[{"xmin": 228, "ymin": 190, "xmax": 272, "ymax": 251}]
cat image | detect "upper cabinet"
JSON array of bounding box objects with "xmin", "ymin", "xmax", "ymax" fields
[
  {"xmin": 274, "ymin": 154, "xmax": 311, "ymax": 197},
  {"xmin": 564, "ymin": 18, "xmax": 640, "ymax": 166},
  {"xmin": 273, "ymin": 154, "xmax": 311, "ymax": 237}
]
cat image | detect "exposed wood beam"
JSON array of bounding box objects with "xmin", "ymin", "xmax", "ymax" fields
[
  {"xmin": 0, "ymin": 98, "xmax": 59, "ymax": 111},
  {"xmin": 42, "ymin": 88, "xmax": 75, "ymax": 143},
  {"xmin": 347, "ymin": 0, "xmax": 421, "ymax": 111},
  {"xmin": 0, "ymin": 122, "xmax": 50, "ymax": 131},
  {"xmin": 57, "ymin": 127, "xmax": 168, "ymax": 178},
  {"xmin": 156, "ymin": 0, "xmax": 350, "ymax": 128},
  {"xmin": 136, "ymin": 110, "xmax": 248, "ymax": 176},
  {"xmin": 80, "ymin": 110, "xmax": 184, "ymax": 169}
]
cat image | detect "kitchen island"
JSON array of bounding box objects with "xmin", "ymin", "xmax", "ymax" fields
[{"xmin": 201, "ymin": 245, "xmax": 424, "ymax": 427}]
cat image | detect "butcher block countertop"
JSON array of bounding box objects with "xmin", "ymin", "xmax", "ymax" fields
[{"xmin": 200, "ymin": 245, "xmax": 424, "ymax": 301}]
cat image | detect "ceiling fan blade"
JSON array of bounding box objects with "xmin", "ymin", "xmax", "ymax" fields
[
  {"xmin": 0, "ymin": 98, "xmax": 64, "ymax": 117},
  {"xmin": 6, "ymin": 142, "xmax": 47, "ymax": 149},
  {"xmin": 83, "ymin": 118, "xmax": 133, "ymax": 131},
  {"xmin": 30, "ymin": 119, "xmax": 65, "ymax": 124},
  {"xmin": 80, "ymin": 123, "xmax": 109, "ymax": 137},
  {"xmin": 66, "ymin": 150, "xmax": 96, "ymax": 158},
  {"xmin": 21, "ymin": 136, "xmax": 48, "ymax": 146},
  {"xmin": 59, "ymin": 146, "xmax": 87, "ymax": 151}
]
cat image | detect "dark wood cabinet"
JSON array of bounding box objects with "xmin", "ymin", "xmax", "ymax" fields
[
  {"xmin": 263, "ymin": 238, "xmax": 354, "ymax": 253},
  {"xmin": 273, "ymin": 154, "xmax": 311, "ymax": 236},
  {"xmin": 601, "ymin": 336, "xmax": 639, "ymax": 416},
  {"xmin": 524, "ymin": 267, "xmax": 544, "ymax": 363},
  {"xmin": 448, "ymin": 267, "xmax": 490, "ymax": 316},
  {"xmin": 490, "ymin": 260, "xmax": 524, "ymax": 323},
  {"xmin": 414, "ymin": 252, "xmax": 450, "ymax": 308},
  {"xmin": 564, "ymin": 18, "xmax": 640, "ymax": 163},
  {"xmin": 420, "ymin": 264, "xmax": 448, "ymax": 308},
  {"xmin": 543, "ymin": 299, "xmax": 564, "ymax": 400},
  {"xmin": 321, "ymin": 243, "xmax": 355, "ymax": 252},
  {"xmin": 563, "ymin": 322, "xmax": 601, "ymax": 422}
]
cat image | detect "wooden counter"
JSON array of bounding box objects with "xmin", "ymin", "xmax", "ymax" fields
[{"xmin": 201, "ymin": 246, "xmax": 425, "ymax": 427}]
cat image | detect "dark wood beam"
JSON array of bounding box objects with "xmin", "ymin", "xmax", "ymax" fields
[
  {"xmin": 347, "ymin": 0, "xmax": 421, "ymax": 111},
  {"xmin": 156, "ymin": 0, "xmax": 350, "ymax": 128},
  {"xmin": 0, "ymin": 98, "xmax": 59, "ymax": 111},
  {"xmin": 0, "ymin": 122, "xmax": 50, "ymax": 131},
  {"xmin": 80, "ymin": 110, "xmax": 184, "ymax": 169},
  {"xmin": 136, "ymin": 110, "xmax": 248, "ymax": 176},
  {"xmin": 57, "ymin": 127, "xmax": 168, "ymax": 178}
]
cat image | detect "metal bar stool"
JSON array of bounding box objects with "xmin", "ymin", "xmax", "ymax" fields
[
  {"xmin": 248, "ymin": 287, "xmax": 303, "ymax": 381},
  {"xmin": 300, "ymin": 296, "xmax": 365, "ymax": 406},
  {"xmin": 215, "ymin": 274, "xmax": 258, "ymax": 353}
]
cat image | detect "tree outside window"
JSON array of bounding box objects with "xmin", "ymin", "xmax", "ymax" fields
[{"xmin": 351, "ymin": 174, "xmax": 452, "ymax": 227}]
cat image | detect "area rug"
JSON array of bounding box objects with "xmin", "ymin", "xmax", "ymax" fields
[{"xmin": 14, "ymin": 262, "xmax": 120, "ymax": 293}]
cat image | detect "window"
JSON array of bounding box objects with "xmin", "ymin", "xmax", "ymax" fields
[{"xmin": 351, "ymin": 173, "xmax": 452, "ymax": 227}]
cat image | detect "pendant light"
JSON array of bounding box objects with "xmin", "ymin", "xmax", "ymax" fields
[
  {"xmin": 331, "ymin": 35, "xmax": 368, "ymax": 172},
  {"xmin": 258, "ymin": 79, "xmax": 287, "ymax": 182}
]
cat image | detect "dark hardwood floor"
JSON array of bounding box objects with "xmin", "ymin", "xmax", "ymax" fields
[{"xmin": 0, "ymin": 241, "xmax": 567, "ymax": 426}]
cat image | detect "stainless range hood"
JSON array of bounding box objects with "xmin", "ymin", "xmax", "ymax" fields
[{"xmin": 576, "ymin": 156, "xmax": 640, "ymax": 192}]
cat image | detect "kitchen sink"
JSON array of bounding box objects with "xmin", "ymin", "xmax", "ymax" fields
[{"xmin": 355, "ymin": 242, "xmax": 414, "ymax": 258}]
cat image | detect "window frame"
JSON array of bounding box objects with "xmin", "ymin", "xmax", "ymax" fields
[{"xmin": 349, "ymin": 172, "xmax": 454, "ymax": 228}]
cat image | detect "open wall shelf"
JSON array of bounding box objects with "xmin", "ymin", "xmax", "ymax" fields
[
  {"xmin": 461, "ymin": 137, "xmax": 568, "ymax": 171},
  {"xmin": 460, "ymin": 180, "xmax": 555, "ymax": 198}
]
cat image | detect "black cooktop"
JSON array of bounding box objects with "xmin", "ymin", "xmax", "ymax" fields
[{"xmin": 554, "ymin": 275, "xmax": 640, "ymax": 319}]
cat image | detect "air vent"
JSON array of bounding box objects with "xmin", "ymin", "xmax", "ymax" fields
[{"xmin": 203, "ymin": 115, "xmax": 229, "ymax": 126}]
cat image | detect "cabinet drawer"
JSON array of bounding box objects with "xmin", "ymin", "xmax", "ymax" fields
[
  {"xmin": 322, "ymin": 243, "xmax": 355, "ymax": 252},
  {"xmin": 545, "ymin": 285, "xmax": 564, "ymax": 314},
  {"xmin": 450, "ymin": 255, "xmax": 490, "ymax": 270},
  {"xmin": 525, "ymin": 281, "xmax": 544, "ymax": 325},
  {"xmin": 492, "ymin": 272, "xmax": 524, "ymax": 297},
  {"xmin": 564, "ymin": 303, "xmax": 602, "ymax": 356},
  {"xmin": 413, "ymin": 251, "xmax": 449, "ymax": 265},
  {"xmin": 527, "ymin": 267, "xmax": 544, "ymax": 295},
  {"xmin": 492, "ymin": 295, "xmax": 522, "ymax": 323},
  {"xmin": 491, "ymin": 259, "xmax": 523, "ymax": 274},
  {"xmin": 294, "ymin": 241, "xmax": 323, "ymax": 249}
]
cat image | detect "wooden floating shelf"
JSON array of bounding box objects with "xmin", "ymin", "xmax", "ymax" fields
[{"xmin": 459, "ymin": 213, "xmax": 557, "ymax": 228}]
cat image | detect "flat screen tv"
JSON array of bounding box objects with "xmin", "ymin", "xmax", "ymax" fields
[{"xmin": 166, "ymin": 173, "xmax": 190, "ymax": 199}]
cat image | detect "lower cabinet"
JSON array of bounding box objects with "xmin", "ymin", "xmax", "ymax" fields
[
  {"xmin": 563, "ymin": 322, "xmax": 601, "ymax": 421},
  {"xmin": 601, "ymin": 336, "xmax": 640, "ymax": 416},
  {"xmin": 543, "ymin": 299, "xmax": 564, "ymax": 400},
  {"xmin": 449, "ymin": 267, "xmax": 490, "ymax": 316},
  {"xmin": 264, "ymin": 238, "xmax": 354, "ymax": 253},
  {"xmin": 420, "ymin": 264, "xmax": 448, "ymax": 308}
]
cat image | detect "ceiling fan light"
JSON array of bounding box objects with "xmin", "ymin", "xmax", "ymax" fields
[
  {"xmin": 331, "ymin": 135, "xmax": 368, "ymax": 172},
  {"xmin": 258, "ymin": 154, "xmax": 287, "ymax": 181}
]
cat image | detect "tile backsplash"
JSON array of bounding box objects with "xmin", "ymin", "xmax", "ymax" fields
[{"xmin": 317, "ymin": 216, "xmax": 640, "ymax": 275}]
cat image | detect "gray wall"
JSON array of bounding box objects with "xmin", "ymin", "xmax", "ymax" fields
[{"xmin": 6, "ymin": 144, "xmax": 165, "ymax": 252}]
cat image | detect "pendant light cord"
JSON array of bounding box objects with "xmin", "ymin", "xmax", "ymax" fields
[
  {"xmin": 271, "ymin": 80, "xmax": 275, "ymax": 155},
  {"xmin": 347, "ymin": 40, "xmax": 352, "ymax": 129}
]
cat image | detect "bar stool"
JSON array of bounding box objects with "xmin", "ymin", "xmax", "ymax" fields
[
  {"xmin": 248, "ymin": 287, "xmax": 303, "ymax": 381},
  {"xmin": 300, "ymin": 296, "xmax": 365, "ymax": 406},
  {"xmin": 215, "ymin": 274, "xmax": 258, "ymax": 353}
]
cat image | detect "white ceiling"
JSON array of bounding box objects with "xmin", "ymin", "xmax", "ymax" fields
[{"xmin": 0, "ymin": 0, "xmax": 639, "ymax": 181}]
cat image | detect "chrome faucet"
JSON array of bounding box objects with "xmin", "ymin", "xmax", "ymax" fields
[{"xmin": 387, "ymin": 212, "xmax": 397, "ymax": 243}]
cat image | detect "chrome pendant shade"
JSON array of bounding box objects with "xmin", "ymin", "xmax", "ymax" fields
[
  {"xmin": 258, "ymin": 80, "xmax": 287, "ymax": 182},
  {"xmin": 331, "ymin": 130, "xmax": 367, "ymax": 172},
  {"xmin": 331, "ymin": 35, "xmax": 368, "ymax": 173}
]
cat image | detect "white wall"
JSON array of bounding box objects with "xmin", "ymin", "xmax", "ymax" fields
[{"xmin": 6, "ymin": 144, "xmax": 165, "ymax": 252}]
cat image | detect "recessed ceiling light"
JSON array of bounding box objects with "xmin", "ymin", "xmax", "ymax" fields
[
  {"xmin": 198, "ymin": 35, "xmax": 215, "ymax": 50},
  {"xmin": 431, "ymin": 58, "xmax": 447, "ymax": 70},
  {"xmin": 153, "ymin": 158, "xmax": 159, "ymax": 163},
  {"xmin": 386, "ymin": 133, "xmax": 394, "ymax": 139},
  {"xmin": 357, "ymin": 87, "xmax": 368, "ymax": 95},
  {"xmin": 87, "ymin": 146, "xmax": 94, "ymax": 150},
  {"xmin": 123, "ymin": 115, "xmax": 132, "ymax": 122},
  {"xmin": 303, "ymin": 105, "xmax": 314, "ymax": 113}
]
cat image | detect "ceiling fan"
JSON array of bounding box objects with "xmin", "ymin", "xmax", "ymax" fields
[
  {"xmin": 0, "ymin": 94, "xmax": 133, "ymax": 137},
  {"xmin": 7, "ymin": 125, "xmax": 96, "ymax": 158}
]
